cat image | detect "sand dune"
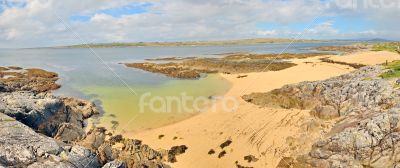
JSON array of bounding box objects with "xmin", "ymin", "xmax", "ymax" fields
[{"xmin": 128, "ymin": 51, "xmax": 399, "ymax": 168}]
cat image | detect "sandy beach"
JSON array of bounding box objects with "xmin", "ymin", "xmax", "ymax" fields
[
  {"xmin": 127, "ymin": 51, "xmax": 400, "ymax": 167},
  {"xmin": 330, "ymin": 51, "xmax": 400, "ymax": 65},
  {"xmin": 125, "ymin": 51, "xmax": 400, "ymax": 168}
]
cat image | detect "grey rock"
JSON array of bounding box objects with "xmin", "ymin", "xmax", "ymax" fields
[
  {"xmin": 63, "ymin": 146, "xmax": 101, "ymax": 168},
  {"xmin": 300, "ymin": 111, "xmax": 400, "ymax": 167},
  {"xmin": 244, "ymin": 66, "xmax": 399, "ymax": 119},
  {"xmin": 252, "ymin": 65, "xmax": 400, "ymax": 167},
  {"xmin": 0, "ymin": 92, "xmax": 63, "ymax": 131},
  {"xmin": 102, "ymin": 160, "xmax": 126, "ymax": 168},
  {"xmin": 0, "ymin": 113, "xmax": 61, "ymax": 167},
  {"xmin": 98, "ymin": 143, "xmax": 113, "ymax": 164},
  {"xmin": 54, "ymin": 123, "xmax": 86, "ymax": 142}
]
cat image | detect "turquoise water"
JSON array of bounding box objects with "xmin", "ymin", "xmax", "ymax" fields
[{"xmin": 0, "ymin": 42, "xmax": 351, "ymax": 133}]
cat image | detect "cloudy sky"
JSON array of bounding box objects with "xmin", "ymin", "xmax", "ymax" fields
[{"xmin": 0, "ymin": 0, "xmax": 399, "ymax": 48}]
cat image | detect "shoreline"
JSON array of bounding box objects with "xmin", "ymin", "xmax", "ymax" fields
[
  {"xmin": 128, "ymin": 51, "xmax": 400, "ymax": 167},
  {"xmin": 125, "ymin": 55, "xmax": 353, "ymax": 167}
]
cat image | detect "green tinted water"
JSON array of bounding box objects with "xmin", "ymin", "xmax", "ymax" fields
[{"xmin": 79, "ymin": 74, "xmax": 231, "ymax": 134}]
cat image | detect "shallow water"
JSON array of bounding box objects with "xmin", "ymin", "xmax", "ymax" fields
[{"xmin": 0, "ymin": 42, "xmax": 352, "ymax": 133}]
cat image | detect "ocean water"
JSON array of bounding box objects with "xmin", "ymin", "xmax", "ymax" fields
[{"xmin": 0, "ymin": 42, "xmax": 352, "ymax": 133}]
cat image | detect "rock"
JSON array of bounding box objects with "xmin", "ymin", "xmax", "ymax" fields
[
  {"xmin": 298, "ymin": 112, "xmax": 400, "ymax": 167},
  {"xmin": 276, "ymin": 157, "xmax": 294, "ymax": 168},
  {"xmin": 102, "ymin": 160, "xmax": 127, "ymax": 168},
  {"xmin": 208, "ymin": 149, "xmax": 216, "ymax": 155},
  {"xmin": 0, "ymin": 68, "xmax": 60, "ymax": 93},
  {"xmin": 0, "ymin": 84, "xmax": 6, "ymax": 92},
  {"xmin": 312, "ymin": 105, "xmax": 339, "ymax": 119},
  {"xmin": 0, "ymin": 92, "xmax": 64, "ymax": 131},
  {"xmin": 79, "ymin": 127, "xmax": 107, "ymax": 149},
  {"xmin": 243, "ymin": 66, "xmax": 398, "ymax": 119},
  {"xmin": 0, "ymin": 113, "xmax": 61, "ymax": 167},
  {"xmin": 243, "ymin": 155, "xmax": 258, "ymax": 163},
  {"xmin": 62, "ymin": 97, "xmax": 98, "ymax": 119},
  {"xmin": 218, "ymin": 151, "xmax": 227, "ymax": 158},
  {"xmin": 98, "ymin": 143, "xmax": 114, "ymax": 164},
  {"xmin": 109, "ymin": 135, "xmax": 123, "ymax": 145},
  {"xmin": 0, "ymin": 91, "xmax": 95, "ymax": 143},
  {"xmin": 242, "ymin": 65, "xmax": 400, "ymax": 167},
  {"xmin": 63, "ymin": 146, "xmax": 101, "ymax": 168},
  {"xmin": 168, "ymin": 145, "xmax": 188, "ymax": 163},
  {"xmin": 54, "ymin": 123, "xmax": 86, "ymax": 142},
  {"xmin": 27, "ymin": 160, "xmax": 74, "ymax": 168},
  {"xmin": 220, "ymin": 139, "xmax": 233, "ymax": 149}
]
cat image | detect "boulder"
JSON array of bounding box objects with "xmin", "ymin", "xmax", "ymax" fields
[
  {"xmin": 0, "ymin": 92, "xmax": 63, "ymax": 131},
  {"xmin": 62, "ymin": 146, "xmax": 101, "ymax": 168},
  {"xmin": 102, "ymin": 160, "xmax": 127, "ymax": 168},
  {"xmin": 98, "ymin": 143, "xmax": 114, "ymax": 164},
  {"xmin": 0, "ymin": 113, "xmax": 61, "ymax": 167}
]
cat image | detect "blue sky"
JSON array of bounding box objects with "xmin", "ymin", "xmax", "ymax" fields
[
  {"xmin": 0, "ymin": 0, "xmax": 399, "ymax": 47},
  {"xmin": 70, "ymin": 2, "xmax": 152, "ymax": 22}
]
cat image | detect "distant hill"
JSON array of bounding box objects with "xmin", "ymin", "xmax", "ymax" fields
[
  {"xmin": 335, "ymin": 38, "xmax": 393, "ymax": 42},
  {"xmin": 56, "ymin": 38, "xmax": 326, "ymax": 48}
]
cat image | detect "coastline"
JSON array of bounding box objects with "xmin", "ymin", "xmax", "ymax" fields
[
  {"xmin": 53, "ymin": 38, "xmax": 327, "ymax": 49},
  {"xmin": 129, "ymin": 51, "xmax": 400, "ymax": 167},
  {"xmin": 125, "ymin": 55, "xmax": 353, "ymax": 167}
]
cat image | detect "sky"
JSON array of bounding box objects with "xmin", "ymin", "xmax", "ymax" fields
[{"xmin": 0, "ymin": 0, "xmax": 400, "ymax": 48}]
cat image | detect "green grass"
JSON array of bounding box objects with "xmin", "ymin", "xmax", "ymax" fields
[
  {"xmin": 380, "ymin": 60, "xmax": 400, "ymax": 79},
  {"xmin": 371, "ymin": 42, "xmax": 400, "ymax": 53}
]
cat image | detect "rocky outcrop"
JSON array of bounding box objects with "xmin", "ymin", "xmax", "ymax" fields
[
  {"xmin": 314, "ymin": 45, "xmax": 368, "ymax": 53},
  {"xmin": 124, "ymin": 53, "xmax": 309, "ymax": 79},
  {"xmin": 297, "ymin": 111, "xmax": 400, "ymax": 167},
  {"xmin": 0, "ymin": 91, "xmax": 98, "ymax": 142},
  {"xmin": 0, "ymin": 67, "xmax": 185, "ymax": 168},
  {"xmin": 0, "ymin": 67, "xmax": 60, "ymax": 93},
  {"xmin": 62, "ymin": 145, "xmax": 101, "ymax": 168},
  {"xmin": 125, "ymin": 62, "xmax": 206, "ymax": 78},
  {"xmin": 243, "ymin": 65, "xmax": 400, "ymax": 167},
  {"xmin": 0, "ymin": 92, "xmax": 64, "ymax": 131},
  {"xmin": 0, "ymin": 113, "xmax": 70, "ymax": 167},
  {"xmin": 102, "ymin": 160, "xmax": 127, "ymax": 168},
  {"xmin": 105, "ymin": 136, "xmax": 170, "ymax": 168},
  {"xmin": 243, "ymin": 66, "xmax": 396, "ymax": 119},
  {"xmin": 319, "ymin": 57, "xmax": 366, "ymax": 69}
]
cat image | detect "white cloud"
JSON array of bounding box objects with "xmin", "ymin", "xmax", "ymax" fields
[
  {"xmin": 256, "ymin": 30, "xmax": 277, "ymax": 36},
  {"xmin": 306, "ymin": 21, "xmax": 338, "ymax": 35},
  {"xmin": 0, "ymin": 0, "xmax": 398, "ymax": 48}
]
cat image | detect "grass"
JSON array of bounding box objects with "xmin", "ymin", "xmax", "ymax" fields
[
  {"xmin": 371, "ymin": 42, "xmax": 400, "ymax": 53},
  {"xmin": 380, "ymin": 60, "xmax": 400, "ymax": 79}
]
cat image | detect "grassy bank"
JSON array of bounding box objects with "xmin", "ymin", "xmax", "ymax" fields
[
  {"xmin": 380, "ymin": 60, "xmax": 400, "ymax": 79},
  {"xmin": 372, "ymin": 42, "xmax": 400, "ymax": 53}
]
